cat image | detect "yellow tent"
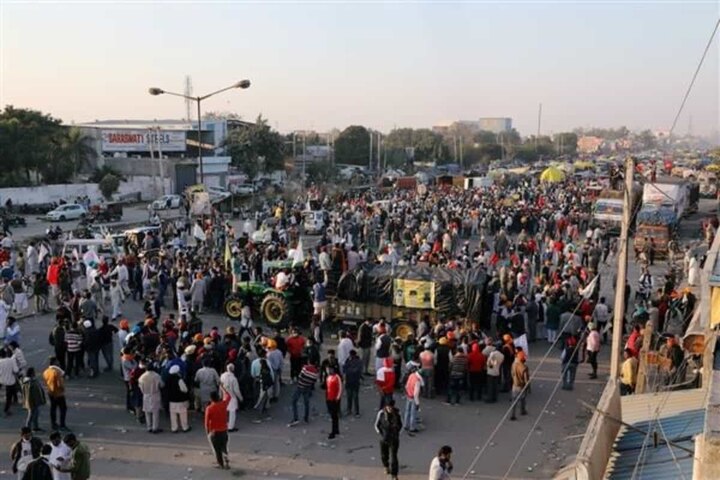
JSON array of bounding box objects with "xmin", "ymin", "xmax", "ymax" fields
[
  {"xmin": 574, "ymin": 160, "xmax": 594, "ymax": 171},
  {"xmin": 706, "ymin": 163, "xmax": 720, "ymax": 173},
  {"xmin": 540, "ymin": 166, "xmax": 565, "ymax": 183}
]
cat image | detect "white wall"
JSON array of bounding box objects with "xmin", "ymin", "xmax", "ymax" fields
[{"xmin": 0, "ymin": 177, "xmax": 172, "ymax": 205}]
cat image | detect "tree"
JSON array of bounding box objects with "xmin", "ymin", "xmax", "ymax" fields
[
  {"xmin": 203, "ymin": 111, "xmax": 243, "ymax": 121},
  {"xmin": 0, "ymin": 105, "xmax": 66, "ymax": 185},
  {"xmin": 89, "ymin": 166, "xmax": 125, "ymax": 183},
  {"xmin": 637, "ymin": 130, "xmax": 657, "ymax": 150},
  {"xmin": 98, "ymin": 174, "xmax": 120, "ymax": 200},
  {"xmin": 306, "ymin": 160, "xmax": 337, "ymax": 184},
  {"xmin": 224, "ymin": 115, "xmax": 286, "ymax": 178},
  {"xmin": 554, "ymin": 132, "xmax": 578, "ymax": 155},
  {"xmin": 61, "ymin": 127, "xmax": 96, "ymax": 175},
  {"xmin": 383, "ymin": 128, "xmax": 448, "ymax": 165},
  {"xmin": 334, "ymin": 126, "xmax": 370, "ymax": 166}
]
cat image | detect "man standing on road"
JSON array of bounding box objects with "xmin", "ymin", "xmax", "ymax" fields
[
  {"xmin": 10, "ymin": 427, "xmax": 42, "ymax": 480},
  {"xmin": 585, "ymin": 323, "xmax": 601, "ymax": 379},
  {"xmin": 510, "ymin": 350, "xmax": 529, "ymax": 421},
  {"xmin": 325, "ymin": 365, "xmax": 342, "ymax": 439},
  {"xmin": 21, "ymin": 444, "xmax": 54, "ymax": 480},
  {"xmin": 403, "ymin": 364, "xmax": 423, "ymax": 435},
  {"xmin": 357, "ymin": 318, "xmax": 374, "ymax": 375},
  {"xmin": 1, "ymin": 347, "xmax": 19, "ymax": 416},
  {"xmin": 205, "ymin": 389, "xmax": 231, "ymax": 470},
  {"xmin": 57, "ymin": 434, "xmax": 90, "ymax": 480},
  {"xmin": 343, "ymin": 349, "xmax": 362, "ymax": 417},
  {"xmin": 43, "ymin": 357, "xmax": 67, "ymax": 431},
  {"xmin": 374, "ymin": 399, "xmax": 402, "ymax": 480},
  {"xmin": 138, "ymin": 364, "xmax": 163, "ymax": 433},
  {"xmin": 288, "ymin": 359, "xmax": 318, "ymax": 426}
]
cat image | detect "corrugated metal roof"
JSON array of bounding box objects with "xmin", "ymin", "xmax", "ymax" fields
[
  {"xmin": 606, "ymin": 409, "xmax": 704, "ymax": 479},
  {"xmin": 621, "ymin": 388, "xmax": 708, "ymax": 424}
]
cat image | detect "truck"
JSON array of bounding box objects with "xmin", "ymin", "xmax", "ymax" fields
[
  {"xmin": 642, "ymin": 180, "xmax": 689, "ymax": 219},
  {"xmin": 633, "ymin": 205, "xmax": 679, "ymax": 259},
  {"xmin": 591, "ymin": 187, "xmax": 641, "ymax": 235}
]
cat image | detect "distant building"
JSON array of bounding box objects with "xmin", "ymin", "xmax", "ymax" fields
[
  {"xmin": 74, "ymin": 118, "xmax": 250, "ymax": 193},
  {"xmin": 477, "ymin": 117, "xmax": 512, "ymax": 134},
  {"xmin": 577, "ymin": 135, "xmax": 604, "ymax": 154}
]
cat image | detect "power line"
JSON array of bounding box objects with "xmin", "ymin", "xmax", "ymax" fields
[{"xmin": 668, "ymin": 17, "xmax": 720, "ymax": 137}]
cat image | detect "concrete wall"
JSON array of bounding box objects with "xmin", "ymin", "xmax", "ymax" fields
[
  {"xmin": 0, "ymin": 177, "xmax": 172, "ymax": 205},
  {"xmin": 554, "ymin": 380, "xmax": 621, "ymax": 480}
]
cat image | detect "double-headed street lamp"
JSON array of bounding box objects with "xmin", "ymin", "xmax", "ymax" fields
[{"xmin": 148, "ymin": 79, "xmax": 251, "ymax": 183}]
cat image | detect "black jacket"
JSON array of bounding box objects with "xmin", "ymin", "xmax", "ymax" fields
[
  {"xmin": 374, "ymin": 407, "xmax": 403, "ymax": 442},
  {"xmin": 22, "ymin": 457, "xmax": 54, "ymax": 480}
]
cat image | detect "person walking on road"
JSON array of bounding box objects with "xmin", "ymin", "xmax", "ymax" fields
[
  {"xmin": 403, "ymin": 364, "xmax": 423, "ymax": 435},
  {"xmin": 220, "ymin": 364, "xmax": 243, "ymax": 432},
  {"xmin": 1, "ymin": 347, "xmax": 19, "ymax": 416},
  {"xmin": 428, "ymin": 445, "xmax": 453, "ymax": 480},
  {"xmin": 205, "ymin": 389, "xmax": 231, "ymax": 470},
  {"xmin": 343, "ymin": 349, "xmax": 363, "ymax": 417},
  {"xmin": 325, "ymin": 366, "xmax": 342, "ymax": 439},
  {"xmin": 374, "ymin": 398, "xmax": 402, "ymax": 480},
  {"xmin": 585, "ymin": 323, "xmax": 601, "ymax": 379}
]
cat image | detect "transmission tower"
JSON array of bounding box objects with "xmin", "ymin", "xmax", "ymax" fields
[{"xmin": 184, "ymin": 75, "xmax": 193, "ymax": 121}]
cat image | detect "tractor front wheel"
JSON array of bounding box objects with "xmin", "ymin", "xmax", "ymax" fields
[{"xmin": 224, "ymin": 295, "xmax": 244, "ymax": 320}]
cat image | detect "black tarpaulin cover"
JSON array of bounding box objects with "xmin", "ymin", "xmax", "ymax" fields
[{"xmin": 336, "ymin": 263, "xmax": 489, "ymax": 319}]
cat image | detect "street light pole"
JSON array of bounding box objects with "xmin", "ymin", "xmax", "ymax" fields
[
  {"xmin": 197, "ymin": 98, "xmax": 204, "ymax": 183},
  {"xmin": 148, "ymin": 79, "xmax": 251, "ymax": 185}
]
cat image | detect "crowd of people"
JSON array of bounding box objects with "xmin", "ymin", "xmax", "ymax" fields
[{"xmin": 0, "ymin": 173, "xmax": 706, "ymax": 479}]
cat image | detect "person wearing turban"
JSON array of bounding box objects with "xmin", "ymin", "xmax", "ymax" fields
[{"xmin": 220, "ymin": 364, "xmax": 243, "ymax": 431}]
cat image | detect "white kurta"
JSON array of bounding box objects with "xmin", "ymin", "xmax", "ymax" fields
[
  {"xmin": 220, "ymin": 371, "xmax": 242, "ymax": 411},
  {"xmin": 50, "ymin": 441, "xmax": 72, "ymax": 480},
  {"xmin": 138, "ymin": 370, "xmax": 163, "ymax": 412}
]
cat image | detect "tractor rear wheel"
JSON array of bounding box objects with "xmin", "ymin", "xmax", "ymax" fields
[
  {"xmin": 261, "ymin": 293, "xmax": 289, "ymax": 326},
  {"xmin": 392, "ymin": 321, "xmax": 414, "ymax": 341}
]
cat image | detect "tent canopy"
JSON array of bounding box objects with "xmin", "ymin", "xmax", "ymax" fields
[{"xmin": 540, "ymin": 166, "xmax": 566, "ymax": 183}]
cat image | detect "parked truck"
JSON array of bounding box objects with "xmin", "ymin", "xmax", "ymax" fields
[
  {"xmin": 592, "ymin": 187, "xmax": 641, "ymax": 235},
  {"xmin": 633, "ymin": 205, "xmax": 679, "ymax": 259}
]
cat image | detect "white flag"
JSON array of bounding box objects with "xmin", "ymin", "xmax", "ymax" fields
[
  {"xmin": 193, "ymin": 224, "xmax": 206, "ymax": 242},
  {"xmin": 293, "ymin": 238, "xmax": 305, "ymax": 266},
  {"xmin": 38, "ymin": 244, "xmax": 49, "ymax": 264},
  {"xmin": 579, "ymin": 275, "xmax": 599, "ymax": 299}
]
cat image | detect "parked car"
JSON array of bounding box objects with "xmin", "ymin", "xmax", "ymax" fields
[
  {"xmin": 206, "ymin": 186, "xmax": 232, "ymax": 204},
  {"xmin": 46, "ymin": 204, "xmax": 87, "ymax": 222},
  {"xmin": 149, "ymin": 194, "xmax": 182, "ymax": 210},
  {"xmin": 231, "ymin": 183, "xmax": 256, "ymax": 195}
]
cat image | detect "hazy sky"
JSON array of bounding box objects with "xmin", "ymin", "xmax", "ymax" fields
[{"xmin": 1, "ymin": 1, "xmax": 718, "ymax": 136}]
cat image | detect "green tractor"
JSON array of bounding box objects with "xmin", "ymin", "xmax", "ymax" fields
[{"xmin": 224, "ymin": 261, "xmax": 313, "ymax": 327}]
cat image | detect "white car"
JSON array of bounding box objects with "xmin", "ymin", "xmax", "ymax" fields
[
  {"xmin": 46, "ymin": 204, "xmax": 87, "ymax": 222},
  {"xmin": 231, "ymin": 183, "xmax": 256, "ymax": 195},
  {"xmin": 149, "ymin": 194, "xmax": 182, "ymax": 210}
]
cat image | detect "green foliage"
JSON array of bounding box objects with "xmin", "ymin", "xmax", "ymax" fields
[
  {"xmin": 224, "ymin": 115, "xmax": 286, "ymax": 179},
  {"xmin": 636, "ymin": 130, "xmax": 657, "ymax": 150},
  {"xmin": 383, "ymin": 128, "xmax": 448, "ymax": 165},
  {"xmin": 334, "ymin": 125, "xmax": 371, "ymax": 166},
  {"xmin": 0, "ymin": 106, "xmax": 96, "ymax": 185},
  {"xmin": 306, "ymin": 160, "xmax": 337, "ymax": 184},
  {"xmin": 555, "ymin": 132, "xmax": 578, "ymax": 155},
  {"xmin": 98, "ymin": 174, "xmax": 120, "ymax": 200},
  {"xmin": 89, "ymin": 166, "xmax": 125, "ymax": 183}
]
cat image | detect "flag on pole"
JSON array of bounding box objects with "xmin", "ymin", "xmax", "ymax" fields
[
  {"xmin": 292, "ymin": 238, "xmax": 305, "ymax": 267},
  {"xmin": 224, "ymin": 238, "xmax": 232, "ymax": 268},
  {"xmin": 192, "ymin": 224, "xmax": 206, "ymax": 242},
  {"xmin": 579, "ymin": 275, "xmax": 599, "ymax": 299},
  {"xmin": 38, "ymin": 244, "xmax": 49, "ymax": 264}
]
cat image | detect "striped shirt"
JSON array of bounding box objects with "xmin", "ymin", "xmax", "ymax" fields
[
  {"xmin": 65, "ymin": 331, "xmax": 83, "ymax": 353},
  {"xmin": 297, "ymin": 364, "xmax": 318, "ymax": 390},
  {"xmin": 449, "ymin": 353, "xmax": 468, "ymax": 379}
]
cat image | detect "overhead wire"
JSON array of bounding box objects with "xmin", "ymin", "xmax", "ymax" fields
[{"xmin": 628, "ymin": 15, "xmax": 720, "ymax": 478}]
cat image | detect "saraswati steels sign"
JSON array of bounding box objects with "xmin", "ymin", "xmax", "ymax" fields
[{"xmin": 101, "ymin": 129, "xmax": 187, "ymax": 152}]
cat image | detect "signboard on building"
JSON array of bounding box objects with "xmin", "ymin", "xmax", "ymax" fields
[{"xmin": 101, "ymin": 129, "xmax": 186, "ymax": 152}]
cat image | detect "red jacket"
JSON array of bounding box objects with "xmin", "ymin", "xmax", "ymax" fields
[
  {"xmin": 467, "ymin": 343, "xmax": 486, "ymax": 373},
  {"xmin": 286, "ymin": 335, "xmax": 306, "ymax": 359},
  {"xmin": 205, "ymin": 393, "xmax": 230, "ymax": 433},
  {"xmin": 375, "ymin": 359, "xmax": 396, "ymax": 395}
]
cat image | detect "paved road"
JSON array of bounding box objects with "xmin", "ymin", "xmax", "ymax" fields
[{"xmin": 0, "ymin": 200, "xmax": 713, "ymax": 480}]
